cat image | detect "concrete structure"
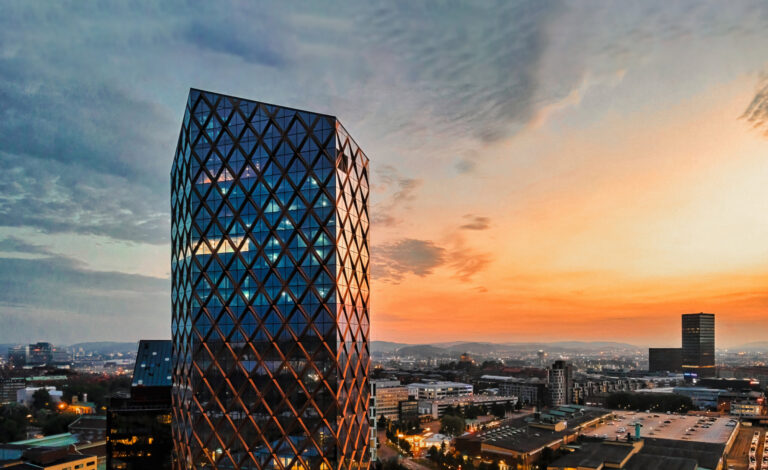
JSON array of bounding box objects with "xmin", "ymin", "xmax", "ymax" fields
[{"xmin": 407, "ymin": 381, "xmax": 473, "ymax": 400}]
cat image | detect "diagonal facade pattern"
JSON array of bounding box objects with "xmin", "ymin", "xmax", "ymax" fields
[{"xmin": 171, "ymin": 89, "xmax": 370, "ymax": 470}]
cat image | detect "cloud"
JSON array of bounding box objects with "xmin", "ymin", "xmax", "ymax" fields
[
  {"xmin": 374, "ymin": 235, "xmax": 492, "ymax": 283},
  {"xmin": 460, "ymin": 215, "xmax": 491, "ymax": 231},
  {"xmin": 0, "ymin": 239, "xmax": 168, "ymax": 343},
  {"xmin": 0, "ymin": 236, "xmax": 52, "ymax": 255},
  {"xmin": 373, "ymin": 165, "xmax": 423, "ymax": 225},
  {"xmin": 741, "ymin": 74, "xmax": 768, "ymax": 137},
  {"xmin": 375, "ymin": 239, "xmax": 446, "ymax": 282},
  {"xmin": 358, "ymin": 1, "xmax": 559, "ymax": 144},
  {"xmin": 182, "ymin": 18, "xmax": 288, "ymax": 67},
  {"xmin": 450, "ymin": 251, "xmax": 493, "ymax": 282}
]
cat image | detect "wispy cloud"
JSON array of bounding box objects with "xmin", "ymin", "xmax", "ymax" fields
[
  {"xmin": 460, "ymin": 215, "xmax": 491, "ymax": 231},
  {"xmin": 741, "ymin": 74, "xmax": 768, "ymax": 137}
]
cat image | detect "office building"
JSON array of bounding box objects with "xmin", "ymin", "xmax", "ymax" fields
[
  {"xmin": 0, "ymin": 378, "xmax": 26, "ymax": 404},
  {"xmin": 648, "ymin": 348, "xmax": 683, "ymax": 373},
  {"xmin": 107, "ymin": 340, "xmax": 172, "ymax": 470},
  {"xmin": 371, "ymin": 380, "xmax": 409, "ymax": 421},
  {"xmin": 407, "ymin": 382, "xmax": 473, "ymax": 400},
  {"xmin": 547, "ymin": 360, "xmax": 573, "ymax": 407},
  {"xmin": 7, "ymin": 342, "xmax": 71, "ymax": 368},
  {"xmin": 682, "ymin": 313, "xmax": 715, "ymax": 378},
  {"xmin": 171, "ymin": 89, "xmax": 370, "ymax": 469},
  {"xmin": 417, "ymin": 395, "xmax": 517, "ymax": 419}
]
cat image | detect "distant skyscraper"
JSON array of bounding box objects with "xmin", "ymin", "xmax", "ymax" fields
[
  {"xmin": 547, "ymin": 360, "xmax": 573, "ymax": 406},
  {"xmin": 171, "ymin": 89, "xmax": 370, "ymax": 469},
  {"xmin": 682, "ymin": 313, "xmax": 715, "ymax": 378}
]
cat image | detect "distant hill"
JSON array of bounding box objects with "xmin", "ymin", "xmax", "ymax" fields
[
  {"xmin": 734, "ymin": 341, "xmax": 768, "ymax": 352},
  {"xmin": 371, "ymin": 341, "xmax": 409, "ymax": 354},
  {"xmin": 372, "ymin": 340, "xmax": 640, "ymax": 359},
  {"xmin": 395, "ymin": 345, "xmax": 451, "ymax": 357},
  {"xmin": 68, "ymin": 341, "xmax": 140, "ymax": 355}
]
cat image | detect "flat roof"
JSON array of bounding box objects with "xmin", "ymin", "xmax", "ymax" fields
[{"xmin": 582, "ymin": 411, "xmax": 736, "ymax": 443}]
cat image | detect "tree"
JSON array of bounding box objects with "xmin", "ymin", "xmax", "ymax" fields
[
  {"xmin": 0, "ymin": 404, "xmax": 29, "ymax": 443},
  {"xmin": 440, "ymin": 414, "xmax": 465, "ymax": 436},
  {"xmin": 31, "ymin": 389, "xmax": 54, "ymax": 411},
  {"xmin": 491, "ymin": 403, "xmax": 506, "ymax": 419},
  {"xmin": 378, "ymin": 415, "xmax": 388, "ymax": 430}
]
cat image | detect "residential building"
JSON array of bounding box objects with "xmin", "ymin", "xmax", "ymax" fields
[
  {"xmin": 547, "ymin": 361, "xmax": 573, "ymax": 406},
  {"xmin": 407, "ymin": 381, "xmax": 473, "ymax": 400},
  {"xmin": 171, "ymin": 89, "xmax": 371, "ymax": 469},
  {"xmin": 482, "ymin": 376, "xmax": 547, "ymax": 407},
  {"xmin": 682, "ymin": 313, "xmax": 715, "ymax": 378}
]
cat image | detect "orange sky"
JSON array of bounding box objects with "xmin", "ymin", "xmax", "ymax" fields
[{"xmin": 372, "ymin": 76, "xmax": 768, "ymax": 347}]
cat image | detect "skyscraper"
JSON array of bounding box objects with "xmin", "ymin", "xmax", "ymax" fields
[
  {"xmin": 171, "ymin": 89, "xmax": 370, "ymax": 470},
  {"xmin": 547, "ymin": 360, "xmax": 573, "ymax": 406},
  {"xmin": 681, "ymin": 313, "xmax": 715, "ymax": 378}
]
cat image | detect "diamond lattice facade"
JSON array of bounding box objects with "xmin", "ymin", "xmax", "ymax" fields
[{"xmin": 171, "ymin": 89, "xmax": 370, "ymax": 470}]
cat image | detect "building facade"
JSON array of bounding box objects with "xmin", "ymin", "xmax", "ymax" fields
[
  {"xmin": 407, "ymin": 382, "xmax": 473, "ymax": 400},
  {"xmin": 371, "ymin": 380, "xmax": 408, "ymax": 422},
  {"xmin": 547, "ymin": 361, "xmax": 573, "ymax": 407},
  {"xmin": 171, "ymin": 89, "xmax": 370, "ymax": 469},
  {"xmin": 648, "ymin": 348, "xmax": 683, "ymax": 373},
  {"xmin": 108, "ymin": 340, "xmax": 173, "ymax": 470},
  {"xmin": 682, "ymin": 313, "xmax": 715, "ymax": 378}
]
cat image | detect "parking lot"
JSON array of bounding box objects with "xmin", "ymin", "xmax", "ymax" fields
[{"xmin": 582, "ymin": 411, "xmax": 738, "ymax": 443}]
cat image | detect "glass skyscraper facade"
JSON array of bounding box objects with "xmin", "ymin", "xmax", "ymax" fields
[
  {"xmin": 682, "ymin": 313, "xmax": 715, "ymax": 378},
  {"xmin": 171, "ymin": 89, "xmax": 370, "ymax": 470}
]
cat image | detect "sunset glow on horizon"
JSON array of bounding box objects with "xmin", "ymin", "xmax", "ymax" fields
[{"xmin": 0, "ymin": 2, "xmax": 766, "ymax": 347}]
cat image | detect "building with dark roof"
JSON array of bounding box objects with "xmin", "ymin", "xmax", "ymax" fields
[
  {"xmin": 547, "ymin": 437, "xmax": 723, "ymax": 470},
  {"xmin": 107, "ymin": 340, "xmax": 172, "ymax": 470},
  {"xmin": 454, "ymin": 406, "xmax": 611, "ymax": 468}
]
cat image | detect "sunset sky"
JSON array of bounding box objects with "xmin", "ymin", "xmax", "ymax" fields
[{"xmin": 0, "ymin": 1, "xmax": 767, "ymax": 347}]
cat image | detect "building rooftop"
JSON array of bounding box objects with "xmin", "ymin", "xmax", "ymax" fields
[
  {"xmin": 9, "ymin": 433, "xmax": 78, "ymax": 448},
  {"xmin": 132, "ymin": 340, "xmax": 172, "ymax": 387},
  {"xmin": 457, "ymin": 407, "xmax": 611, "ymax": 455}
]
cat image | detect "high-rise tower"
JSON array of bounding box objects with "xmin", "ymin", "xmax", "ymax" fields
[
  {"xmin": 171, "ymin": 89, "xmax": 370, "ymax": 469},
  {"xmin": 682, "ymin": 313, "xmax": 715, "ymax": 378}
]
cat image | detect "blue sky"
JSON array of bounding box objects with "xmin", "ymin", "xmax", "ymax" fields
[{"xmin": 1, "ymin": 1, "xmax": 767, "ymax": 346}]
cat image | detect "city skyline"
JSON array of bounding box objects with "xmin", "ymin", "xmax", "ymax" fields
[{"xmin": 0, "ymin": 2, "xmax": 767, "ymax": 347}]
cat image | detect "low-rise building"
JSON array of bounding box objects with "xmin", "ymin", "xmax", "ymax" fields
[
  {"xmin": 408, "ymin": 381, "xmax": 473, "ymax": 400},
  {"xmin": 454, "ymin": 406, "xmax": 611, "ymax": 468},
  {"xmin": 418, "ymin": 395, "xmax": 517, "ymax": 419},
  {"xmin": 371, "ymin": 380, "xmax": 409, "ymax": 421}
]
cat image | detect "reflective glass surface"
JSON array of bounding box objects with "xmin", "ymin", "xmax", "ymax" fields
[{"xmin": 171, "ymin": 89, "xmax": 370, "ymax": 470}]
